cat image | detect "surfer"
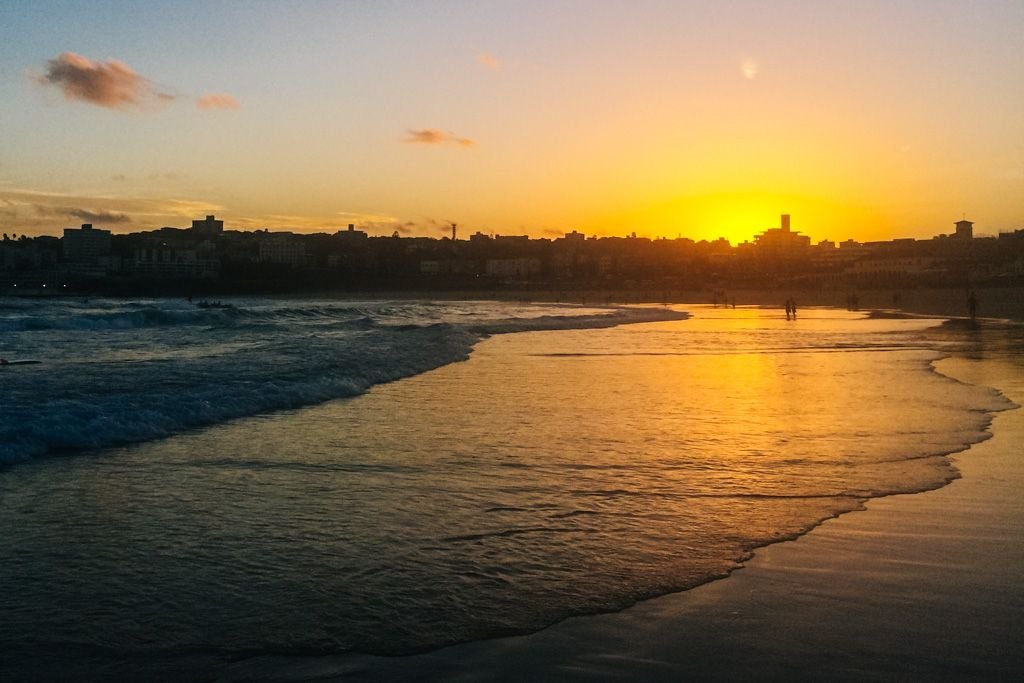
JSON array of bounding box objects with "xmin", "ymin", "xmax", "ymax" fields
[{"xmin": 0, "ymin": 358, "xmax": 8, "ymax": 366}]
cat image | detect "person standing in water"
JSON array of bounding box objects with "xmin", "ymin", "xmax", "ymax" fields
[
  {"xmin": 967, "ymin": 291, "xmax": 979, "ymax": 322},
  {"xmin": 785, "ymin": 298, "xmax": 797, "ymax": 320}
]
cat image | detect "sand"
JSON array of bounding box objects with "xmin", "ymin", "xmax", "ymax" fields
[{"xmin": 220, "ymin": 352, "xmax": 1024, "ymax": 681}]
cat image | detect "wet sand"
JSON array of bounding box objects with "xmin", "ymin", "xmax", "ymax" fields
[{"xmin": 222, "ymin": 354, "xmax": 1024, "ymax": 682}]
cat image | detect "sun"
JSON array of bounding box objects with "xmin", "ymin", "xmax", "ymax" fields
[{"xmin": 600, "ymin": 192, "xmax": 794, "ymax": 244}]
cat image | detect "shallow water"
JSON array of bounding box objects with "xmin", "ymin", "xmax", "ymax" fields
[{"xmin": 0, "ymin": 301, "xmax": 1012, "ymax": 680}]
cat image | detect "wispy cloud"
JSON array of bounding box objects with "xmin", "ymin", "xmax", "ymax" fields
[
  {"xmin": 0, "ymin": 189, "xmax": 221, "ymax": 233},
  {"xmin": 337, "ymin": 211, "xmax": 435, "ymax": 236},
  {"xmin": 196, "ymin": 93, "xmax": 240, "ymax": 111},
  {"xmin": 64, "ymin": 208, "xmax": 132, "ymax": 224},
  {"xmin": 225, "ymin": 211, "xmax": 406, "ymax": 234},
  {"xmin": 404, "ymin": 128, "xmax": 476, "ymax": 148},
  {"xmin": 147, "ymin": 171, "xmax": 188, "ymax": 182},
  {"xmin": 38, "ymin": 52, "xmax": 174, "ymax": 110},
  {"xmin": 0, "ymin": 190, "xmax": 429, "ymax": 237},
  {"xmin": 476, "ymin": 52, "xmax": 501, "ymax": 70}
]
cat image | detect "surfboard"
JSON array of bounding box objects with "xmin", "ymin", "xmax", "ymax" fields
[{"xmin": 0, "ymin": 360, "xmax": 41, "ymax": 366}]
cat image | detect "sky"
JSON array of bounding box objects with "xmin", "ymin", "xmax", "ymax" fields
[{"xmin": 1, "ymin": 0, "xmax": 1022, "ymax": 243}]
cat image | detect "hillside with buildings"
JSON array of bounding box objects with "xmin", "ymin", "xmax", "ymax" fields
[{"xmin": 2, "ymin": 214, "xmax": 1023, "ymax": 296}]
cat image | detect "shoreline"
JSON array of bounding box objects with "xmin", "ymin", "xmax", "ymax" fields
[
  {"xmin": 219, "ymin": 340, "xmax": 1024, "ymax": 681},
  {"xmin": 4, "ymin": 285, "xmax": 1022, "ymax": 321}
]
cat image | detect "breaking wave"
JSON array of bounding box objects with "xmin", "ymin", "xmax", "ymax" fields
[{"xmin": 0, "ymin": 301, "xmax": 686, "ymax": 464}]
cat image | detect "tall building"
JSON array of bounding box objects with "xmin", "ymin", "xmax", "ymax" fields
[
  {"xmin": 191, "ymin": 215, "xmax": 224, "ymax": 235},
  {"xmin": 62, "ymin": 223, "xmax": 112, "ymax": 262},
  {"xmin": 752, "ymin": 214, "xmax": 810, "ymax": 259}
]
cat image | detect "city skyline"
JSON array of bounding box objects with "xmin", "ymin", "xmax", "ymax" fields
[
  {"xmin": 2, "ymin": 1, "xmax": 1022, "ymax": 243},
  {"xmin": 4, "ymin": 211, "xmax": 1001, "ymax": 247}
]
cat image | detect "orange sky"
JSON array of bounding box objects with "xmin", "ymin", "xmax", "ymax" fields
[{"xmin": 1, "ymin": 1, "xmax": 1022, "ymax": 243}]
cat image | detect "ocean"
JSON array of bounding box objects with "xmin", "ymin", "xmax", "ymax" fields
[{"xmin": 0, "ymin": 298, "xmax": 1013, "ymax": 680}]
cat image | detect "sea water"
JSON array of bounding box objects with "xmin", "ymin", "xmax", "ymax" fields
[{"xmin": 0, "ymin": 299, "xmax": 1012, "ymax": 680}]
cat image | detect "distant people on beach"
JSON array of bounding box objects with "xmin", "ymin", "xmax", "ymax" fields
[
  {"xmin": 967, "ymin": 290, "xmax": 979, "ymax": 322},
  {"xmin": 845, "ymin": 293, "xmax": 860, "ymax": 311},
  {"xmin": 785, "ymin": 298, "xmax": 797, "ymax": 320}
]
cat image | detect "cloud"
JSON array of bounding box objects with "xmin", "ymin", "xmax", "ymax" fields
[
  {"xmin": 147, "ymin": 171, "xmax": 188, "ymax": 182},
  {"xmin": 332, "ymin": 211, "xmax": 409, "ymax": 234},
  {"xmin": 224, "ymin": 210, "xmax": 409, "ymax": 234},
  {"xmin": 406, "ymin": 129, "xmax": 447, "ymax": 144},
  {"xmin": 39, "ymin": 52, "xmax": 173, "ymax": 109},
  {"xmin": 0, "ymin": 189, "xmax": 221, "ymax": 234},
  {"xmin": 476, "ymin": 52, "xmax": 501, "ymax": 70},
  {"xmin": 404, "ymin": 128, "xmax": 476, "ymax": 148},
  {"xmin": 65, "ymin": 208, "xmax": 131, "ymax": 224},
  {"xmin": 196, "ymin": 93, "xmax": 240, "ymax": 110}
]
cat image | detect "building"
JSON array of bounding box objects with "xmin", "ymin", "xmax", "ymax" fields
[
  {"xmin": 191, "ymin": 215, "xmax": 224, "ymax": 236},
  {"xmin": 62, "ymin": 223, "xmax": 112, "ymax": 262},
  {"xmin": 132, "ymin": 243, "xmax": 220, "ymax": 279},
  {"xmin": 485, "ymin": 257, "xmax": 541, "ymax": 279},
  {"xmin": 752, "ymin": 214, "xmax": 811, "ymax": 259},
  {"xmin": 954, "ymin": 219, "xmax": 973, "ymax": 240},
  {"xmin": 336, "ymin": 223, "xmax": 368, "ymax": 241},
  {"xmin": 259, "ymin": 233, "xmax": 308, "ymax": 267}
]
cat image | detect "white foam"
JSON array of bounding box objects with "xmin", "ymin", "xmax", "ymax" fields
[{"xmin": 1, "ymin": 303, "xmax": 685, "ymax": 464}]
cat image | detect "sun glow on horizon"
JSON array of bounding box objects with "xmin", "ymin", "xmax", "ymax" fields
[{"xmin": 580, "ymin": 191, "xmax": 892, "ymax": 245}]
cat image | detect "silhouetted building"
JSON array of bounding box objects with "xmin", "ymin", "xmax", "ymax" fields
[
  {"xmin": 259, "ymin": 233, "xmax": 308, "ymax": 267},
  {"xmin": 62, "ymin": 223, "xmax": 112, "ymax": 262},
  {"xmin": 132, "ymin": 243, "xmax": 219, "ymax": 279},
  {"xmin": 955, "ymin": 219, "xmax": 973, "ymax": 240},
  {"xmin": 191, "ymin": 215, "xmax": 224, "ymax": 236},
  {"xmin": 486, "ymin": 257, "xmax": 541, "ymax": 279},
  {"xmin": 335, "ymin": 224, "xmax": 367, "ymax": 241},
  {"xmin": 753, "ymin": 214, "xmax": 810, "ymax": 259}
]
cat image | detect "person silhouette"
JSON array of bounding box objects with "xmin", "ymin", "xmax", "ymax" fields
[{"xmin": 967, "ymin": 291, "xmax": 978, "ymax": 322}]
